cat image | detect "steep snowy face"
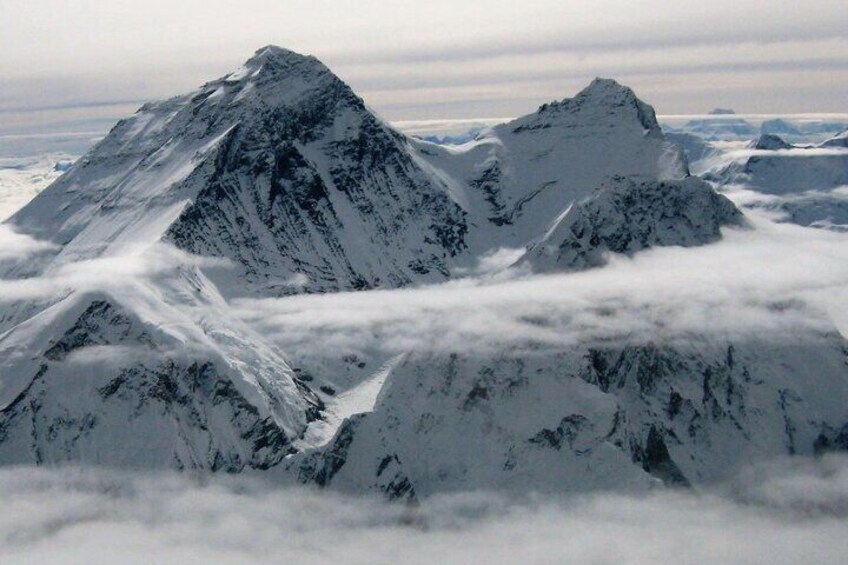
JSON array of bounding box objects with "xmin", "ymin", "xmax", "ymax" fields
[
  {"xmin": 164, "ymin": 48, "xmax": 467, "ymax": 294},
  {"xmin": 0, "ymin": 271, "xmax": 322, "ymax": 470},
  {"xmin": 517, "ymin": 176, "xmax": 745, "ymax": 273},
  {"xmin": 664, "ymin": 132, "xmax": 719, "ymax": 166},
  {"xmin": 290, "ymin": 331, "xmax": 848, "ymax": 498},
  {"xmin": 410, "ymin": 78, "xmax": 689, "ymax": 253},
  {"xmin": 6, "ymin": 46, "xmax": 467, "ymax": 293}
]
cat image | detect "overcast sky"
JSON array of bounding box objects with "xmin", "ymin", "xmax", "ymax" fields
[{"xmin": 1, "ymin": 0, "xmax": 847, "ymax": 129}]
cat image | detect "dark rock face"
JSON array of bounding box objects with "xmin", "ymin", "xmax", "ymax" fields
[
  {"xmin": 297, "ymin": 414, "xmax": 365, "ymax": 487},
  {"xmin": 159, "ymin": 49, "xmax": 468, "ymax": 294},
  {"xmin": 517, "ymin": 176, "xmax": 745, "ymax": 273},
  {"xmin": 634, "ymin": 426, "xmax": 690, "ymax": 487},
  {"xmin": 289, "ymin": 333, "xmax": 848, "ymax": 497}
]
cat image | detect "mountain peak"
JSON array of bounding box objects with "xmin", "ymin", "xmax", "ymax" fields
[
  {"xmin": 571, "ymin": 77, "xmax": 661, "ymax": 133},
  {"xmin": 223, "ymin": 45, "xmax": 331, "ymax": 85},
  {"xmin": 752, "ymin": 134, "xmax": 793, "ymax": 151},
  {"xmin": 248, "ymin": 45, "xmax": 318, "ymax": 65},
  {"xmin": 582, "ymin": 77, "xmax": 634, "ymax": 96},
  {"xmin": 520, "ymin": 77, "xmax": 660, "ymax": 135}
]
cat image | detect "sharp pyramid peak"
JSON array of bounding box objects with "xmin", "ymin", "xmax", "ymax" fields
[
  {"xmin": 223, "ymin": 45, "xmax": 333, "ymax": 84},
  {"xmin": 575, "ymin": 77, "xmax": 640, "ymax": 102},
  {"xmin": 248, "ymin": 45, "xmax": 319, "ymax": 65},
  {"xmin": 523, "ymin": 77, "xmax": 660, "ymax": 134}
]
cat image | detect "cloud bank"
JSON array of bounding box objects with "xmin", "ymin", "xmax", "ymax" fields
[
  {"xmin": 231, "ymin": 215, "xmax": 848, "ymax": 359},
  {"xmin": 1, "ymin": 455, "xmax": 847, "ymax": 564}
]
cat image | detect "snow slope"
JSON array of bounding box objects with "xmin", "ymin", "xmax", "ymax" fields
[
  {"xmin": 410, "ymin": 78, "xmax": 690, "ymax": 255},
  {"xmin": 290, "ymin": 331, "xmax": 848, "ymax": 498}
]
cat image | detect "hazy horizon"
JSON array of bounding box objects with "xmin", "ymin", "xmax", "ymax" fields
[{"xmin": 2, "ymin": 1, "xmax": 846, "ymax": 125}]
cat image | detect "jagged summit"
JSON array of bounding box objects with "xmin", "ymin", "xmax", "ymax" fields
[
  {"xmin": 578, "ymin": 77, "xmax": 645, "ymax": 103},
  {"xmin": 251, "ymin": 44, "xmax": 316, "ymax": 63},
  {"xmin": 521, "ymin": 77, "xmax": 661, "ymax": 135},
  {"xmin": 224, "ymin": 44, "xmax": 333, "ymax": 85},
  {"xmin": 407, "ymin": 76, "xmax": 689, "ymax": 252},
  {"xmin": 6, "ymin": 45, "xmax": 466, "ymax": 294}
]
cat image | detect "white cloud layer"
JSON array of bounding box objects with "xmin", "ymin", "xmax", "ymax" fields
[
  {"xmin": 1, "ymin": 455, "xmax": 847, "ymax": 564},
  {"xmin": 230, "ymin": 215, "xmax": 848, "ymax": 358},
  {"xmin": 2, "ymin": 211, "xmax": 846, "ymax": 362},
  {"xmin": 0, "ymin": 225, "xmax": 56, "ymax": 261}
]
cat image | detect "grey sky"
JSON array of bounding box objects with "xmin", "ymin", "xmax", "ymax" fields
[{"xmin": 1, "ymin": 0, "xmax": 846, "ymax": 128}]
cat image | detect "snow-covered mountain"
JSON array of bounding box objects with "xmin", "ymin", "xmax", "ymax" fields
[
  {"xmin": 6, "ymin": 46, "xmax": 467, "ymax": 295},
  {"xmin": 1, "ymin": 46, "xmax": 846, "ymax": 494},
  {"xmin": 289, "ymin": 330, "xmax": 848, "ymax": 498},
  {"xmin": 822, "ymin": 129, "xmax": 848, "ymax": 149},
  {"xmin": 760, "ymin": 119, "xmax": 846, "ymax": 144},
  {"xmin": 515, "ymin": 176, "xmax": 744, "ymax": 273},
  {"xmin": 0, "ymin": 261, "xmax": 323, "ymax": 469},
  {"xmin": 410, "ymin": 78, "xmax": 689, "ymax": 254},
  {"xmin": 708, "ymin": 133, "xmax": 848, "ymax": 194}
]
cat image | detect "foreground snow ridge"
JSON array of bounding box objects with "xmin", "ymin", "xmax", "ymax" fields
[{"xmin": 0, "ymin": 45, "xmax": 846, "ymax": 499}]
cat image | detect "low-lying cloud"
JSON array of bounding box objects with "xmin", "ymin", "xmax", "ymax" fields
[
  {"xmin": 1, "ymin": 455, "xmax": 847, "ymax": 564},
  {"xmin": 232, "ymin": 215, "xmax": 848, "ymax": 359},
  {"xmin": 0, "ymin": 225, "xmax": 56, "ymax": 261},
  {"xmin": 1, "ymin": 208, "xmax": 847, "ymax": 365},
  {"xmin": 0, "ymin": 238, "xmax": 230, "ymax": 304}
]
